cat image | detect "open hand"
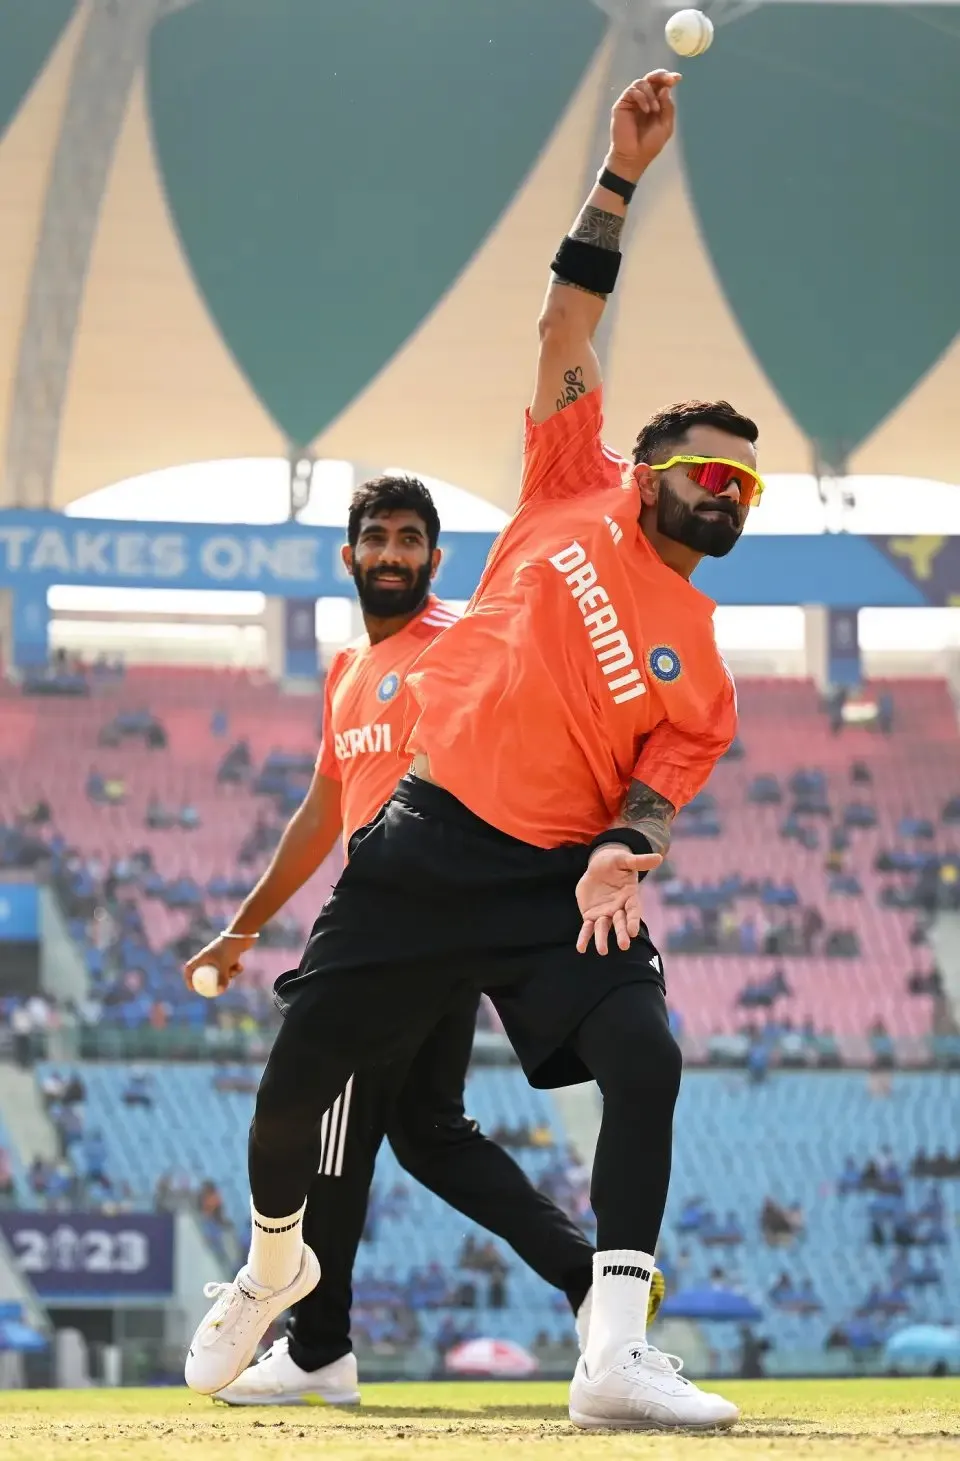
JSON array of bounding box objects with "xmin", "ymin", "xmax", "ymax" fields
[
  {"xmin": 607, "ymin": 71, "xmax": 682, "ymax": 184},
  {"xmin": 576, "ymin": 844, "xmax": 662, "ymax": 955},
  {"xmin": 182, "ymin": 932, "xmax": 256, "ymax": 993}
]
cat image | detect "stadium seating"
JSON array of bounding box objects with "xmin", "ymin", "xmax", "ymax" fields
[
  {"xmin": 1, "ymin": 671, "xmax": 958, "ymax": 1043},
  {"xmin": 651, "ymin": 679, "xmax": 955, "ymax": 1042},
  {"xmin": 31, "ymin": 1061, "xmax": 574, "ymax": 1351},
  {"xmin": 0, "ymin": 669, "xmax": 341, "ymax": 999},
  {"xmin": 27, "ymin": 1061, "xmax": 960, "ymax": 1371},
  {"xmin": 668, "ymin": 1070, "xmax": 960, "ymax": 1373}
]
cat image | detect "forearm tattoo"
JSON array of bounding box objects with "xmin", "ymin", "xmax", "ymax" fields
[
  {"xmin": 570, "ymin": 205, "xmax": 624, "ymax": 251},
  {"xmin": 616, "ymin": 780, "xmax": 676, "ymax": 857},
  {"xmin": 553, "ymin": 206, "xmax": 625, "ymax": 301},
  {"xmin": 554, "ymin": 278, "xmax": 606, "ymax": 300}
]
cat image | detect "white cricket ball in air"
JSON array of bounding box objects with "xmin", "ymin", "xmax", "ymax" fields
[
  {"xmin": 191, "ymin": 964, "xmax": 221, "ymax": 999},
  {"xmin": 665, "ymin": 9, "xmax": 714, "ymax": 57}
]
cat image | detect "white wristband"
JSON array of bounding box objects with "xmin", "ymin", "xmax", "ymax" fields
[{"xmin": 220, "ymin": 930, "xmax": 259, "ymax": 940}]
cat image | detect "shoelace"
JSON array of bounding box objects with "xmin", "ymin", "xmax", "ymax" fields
[
  {"xmin": 628, "ymin": 1345, "xmax": 690, "ymax": 1386},
  {"xmin": 200, "ymin": 1279, "xmax": 257, "ymax": 1339},
  {"xmin": 202, "ymin": 1280, "xmax": 233, "ymax": 1303}
]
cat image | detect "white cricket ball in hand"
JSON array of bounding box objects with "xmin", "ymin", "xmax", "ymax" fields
[
  {"xmin": 192, "ymin": 964, "xmax": 221, "ymax": 999},
  {"xmin": 665, "ymin": 9, "xmax": 714, "ymax": 57}
]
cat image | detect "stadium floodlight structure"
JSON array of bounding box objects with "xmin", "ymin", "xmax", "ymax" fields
[
  {"xmin": 1, "ymin": 0, "xmax": 197, "ymax": 512},
  {"xmin": 0, "ymin": 0, "xmax": 954, "ymax": 518}
]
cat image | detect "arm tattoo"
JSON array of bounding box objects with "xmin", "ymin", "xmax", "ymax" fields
[
  {"xmin": 553, "ymin": 277, "xmax": 607, "ymax": 301},
  {"xmin": 555, "ymin": 365, "xmax": 586, "ymax": 414},
  {"xmin": 569, "ymin": 205, "xmax": 624, "ymax": 252},
  {"xmin": 551, "ymin": 206, "xmax": 624, "ymax": 300},
  {"xmin": 614, "ymin": 780, "xmax": 676, "ymax": 857},
  {"xmin": 546, "ymin": 208, "xmax": 622, "ymax": 404}
]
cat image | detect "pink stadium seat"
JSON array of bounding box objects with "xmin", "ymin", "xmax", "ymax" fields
[
  {"xmin": 653, "ymin": 679, "xmax": 955, "ymax": 1039},
  {"xmin": 0, "ymin": 670, "xmax": 954, "ymax": 1037}
]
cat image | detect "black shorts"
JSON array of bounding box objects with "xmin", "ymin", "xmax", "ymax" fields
[{"xmin": 275, "ymin": 775, "xmax": 666, "ymax": 1088}]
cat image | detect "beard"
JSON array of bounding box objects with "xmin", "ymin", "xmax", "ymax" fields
[
  {"xmin": 656, "ymin": 482, "xmax": 744, "ymax": 558},
  {"xmin": 353, "ymin": 560, "xmax": 433, "ymax": 618}
]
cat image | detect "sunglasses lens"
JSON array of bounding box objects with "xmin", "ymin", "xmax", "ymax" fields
[{"xmin": 688, "ymin": 460, "xmax": 758, "ymax": 508}]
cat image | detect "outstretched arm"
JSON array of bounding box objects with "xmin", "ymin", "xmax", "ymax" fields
[
  {"xmin": 182, "ymin": 766, "xmax": 343, "ymax": 992},
  {"xmin": 530, "ymin": 71, "xmax": 681, "ymax": 426},
  {"xmin": 221, "ymin": 767, "xmax": 343, "ymax": 939}
]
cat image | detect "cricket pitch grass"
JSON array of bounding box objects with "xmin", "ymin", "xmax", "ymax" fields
[{"xmin": 0, "ymin": 1377, "xmax": 957, "ymax": 1460}]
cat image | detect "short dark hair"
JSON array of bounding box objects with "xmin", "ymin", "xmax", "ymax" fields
[
  {"xmin": 347, "ymin": 474, "xmax": 441, "ymax": 552},
  {"xmin": 632, "ymin": 400, "xmax": 759, "ymax": 466}
]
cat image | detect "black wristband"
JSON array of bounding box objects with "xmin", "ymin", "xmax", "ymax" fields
[
  {"xmin": 589, "ymin": 827, "xmax": 654, "ymax": 876},
  {"xmin": 550, "ymin": 236, "xmax": 621, "ymax": 297},
  {"xmin": 597, "ymin": 167, "xmax": 637, "ymax": 204}
]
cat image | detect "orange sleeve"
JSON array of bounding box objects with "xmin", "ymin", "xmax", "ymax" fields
[
  {"xmin": 519, "ymin": 388, "xmax": 626, "ymax": 507},
  {"xmin": 631, "ymin": 673, "xmax": 738, "ymax": 812},
  {"xmin": 315, "ymin": 656, "xmax": 343, "ymax": 781}
]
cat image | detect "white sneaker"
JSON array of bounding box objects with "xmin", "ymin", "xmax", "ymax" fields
[
  {"xmin": 185, "ymin": 1246, "xmax": 321, "ymax": 1396},
  {"xmin": 569, "ymin": 1344, "xmax": 739, "ymax": 1431},
  {"xmin": 214, "ymin": 1339, "xmax": 360, "ymax": 1406}
]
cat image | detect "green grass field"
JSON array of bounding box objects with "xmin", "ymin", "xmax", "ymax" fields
[{"xmin": 0, "ymin": 1378, "xmax": 958, "ymax": 1461}]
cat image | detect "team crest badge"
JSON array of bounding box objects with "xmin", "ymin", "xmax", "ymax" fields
[
  {"xmin": 649, "ymin": 647, "xmax": 682, "ymax": 683},
  {"xmin": 377, "ymin": 672, "xmax": 400, "ymax": 703}
]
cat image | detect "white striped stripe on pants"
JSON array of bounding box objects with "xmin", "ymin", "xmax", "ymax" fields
[{"xmin": 317, "ymin": 1075, "xmax": 354, "ymax": 1178}]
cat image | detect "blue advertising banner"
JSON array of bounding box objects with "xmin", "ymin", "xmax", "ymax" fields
[
  {"xmin": 704, "ymin": 535, "xmax": 932, "ymax": 609},
  {"xmin": 0, "ymin": 512, "xmax": 492, "ymax": 602},
  {"xmin": 0, "ymin": 511, "xmax": 957, "ymax": 608},
  {"xmin": 869, "ymin": 535, "xmax": 960, "ymax": 607},
  {"xmin": 0, "ymin": 884, "xmax": 39, "ymax": 942},
  {"xmin": 0, "ymin": 1212, "xmax": 174, "ymax": 1299}
]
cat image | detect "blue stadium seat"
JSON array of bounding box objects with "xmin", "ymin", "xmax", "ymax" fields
[{"xmin": 29, "ymin": 1063, "xmax": 960, "ymax": 1360}]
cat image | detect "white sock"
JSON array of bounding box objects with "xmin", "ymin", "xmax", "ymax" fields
[
  {"xmin": 583, "ymin": 1249, "xmax": 655, "ymax": 1378},
  {"xmin": 247, "ymin": 1200, "xmax": 306, "ymax": 1291}
]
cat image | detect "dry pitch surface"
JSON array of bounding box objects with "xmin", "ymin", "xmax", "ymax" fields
[{"xmin": 0, "ymin": 1378, "xmax": 958, "ymax": 1461}]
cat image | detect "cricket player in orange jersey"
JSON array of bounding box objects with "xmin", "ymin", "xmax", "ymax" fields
[{"xmin": 187, "ymin": 70, "xmax": 759, "ymax": 1431}]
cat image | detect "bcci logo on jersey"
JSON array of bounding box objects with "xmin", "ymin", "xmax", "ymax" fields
[
  {"xmin": 649, "ymin": 647, "xmax": 682, "ymax": 683},
  {"xmin": 377, "ymin": 673, "xmax": 400, "ymax": 703}
]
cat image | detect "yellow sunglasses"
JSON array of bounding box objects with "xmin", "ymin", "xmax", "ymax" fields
[{"xmin": 650, "ymin": 455, "xmax": 765, "ymax": 509}]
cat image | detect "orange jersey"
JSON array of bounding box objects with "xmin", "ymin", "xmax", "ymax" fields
[
  {"xmin": 317, "ymin": 596, "xmax": 459, "ymax": 844},
  {"xmin": 404, "ymin": 390, "xmax": 737, "ymax": 848}
]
